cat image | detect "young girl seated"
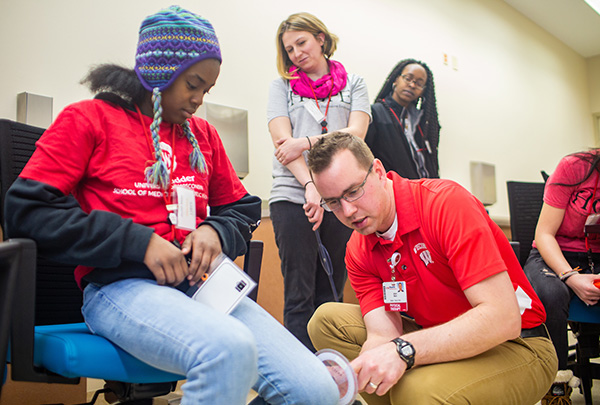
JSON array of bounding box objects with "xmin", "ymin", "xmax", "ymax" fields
[{"xmin": 5, "ymin": 6, "xmax": 339, "ymax": 405}]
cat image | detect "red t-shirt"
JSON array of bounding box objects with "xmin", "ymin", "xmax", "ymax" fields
[
  {"xmin": 346, "ymin": 172, "xmax": 546, "ymax": 329},
  {"xmin": 20, "ymin": 99, "xmax": 247, "ymax": 283},
  {"xmin": 537, "ymin": 153, "xmax": 600, "ymax": 253}
]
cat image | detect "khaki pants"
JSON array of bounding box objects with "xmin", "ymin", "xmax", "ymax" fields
[{"xmin": 308, "ymin": 303, "xmax": 558, "ymax": 405}]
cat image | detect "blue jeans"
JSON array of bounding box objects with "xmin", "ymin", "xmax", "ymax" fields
[
  {"xmin": 82, "ymin": 279, "xmax": 339, "ymax": 405},
  {"xmin": 524, "ymin": 248, "xmax": 600, "ymax": 370}
]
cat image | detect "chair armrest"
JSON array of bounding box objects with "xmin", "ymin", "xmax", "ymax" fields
[
  {"xmin": 243, "ymin": 240, "xmax": 263, "ymax": 302},
  {"xmin": 509, "ymin": 241, "xmax": 520, "ymax": 263}
]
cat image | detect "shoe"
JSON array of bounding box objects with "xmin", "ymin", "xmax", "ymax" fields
[
  {"xmin": 540, "ymin": 370, "xmax": 579, "ymax": 405},
  {"xmin": 541, "ymin": 383, "xmax": 572, "ymax": 405}
]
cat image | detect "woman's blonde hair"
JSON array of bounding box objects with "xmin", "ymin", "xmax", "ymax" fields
[{"xmin": 275, "ymin": 12, "xmax": 338, "ymax": 80}]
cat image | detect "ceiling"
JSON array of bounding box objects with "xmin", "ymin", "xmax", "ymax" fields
[{"xmin": 502, "ymin": 0, "xmax": 600, "ymax": 58}]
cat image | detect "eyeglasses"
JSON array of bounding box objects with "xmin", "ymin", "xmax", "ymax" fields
[
  {"xmin": 400, "ymin": 74, "xmax": 426, "ymax": 90},
  {"xmin": 320, "ymin": 162, "xmax": 373, "ymax": 212}
]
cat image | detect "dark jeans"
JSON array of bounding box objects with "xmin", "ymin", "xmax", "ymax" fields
[
  {"xmin": 524, "ymin": 248, "xmax": 600, "ymax": 369},
  {"xmin": 270, "ymin": 201, "xmax": 352, "ymax": 352}
]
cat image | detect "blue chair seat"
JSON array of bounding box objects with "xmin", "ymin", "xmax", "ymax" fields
[
  {"xmin": 568, "ymin": 296, "xmax": 600, "ymax": 323},
  {"xmin": 31, "ymin": 323, "xmax": 184, "ymax": 383}
]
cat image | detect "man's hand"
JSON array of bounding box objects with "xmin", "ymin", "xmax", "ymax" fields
[
  {"xmin": 181, "ymin": 225, "xmax": 222, "ymax": 285},
  {"xmin": 352, "ymin": 341, "xmax": 405, "ymax": 396},
  {"xmin": 143, "ymin": 233, "xmax": 189, "ymax": 286}
]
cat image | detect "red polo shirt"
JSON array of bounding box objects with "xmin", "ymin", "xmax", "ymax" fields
[{"xmin": 346, "ymin": 172, "xmax": 545, "ymax": 329}]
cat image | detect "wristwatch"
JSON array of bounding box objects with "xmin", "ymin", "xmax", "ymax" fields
[{"xmin": 391, "ymin": 337, "xmax": 415, "ymax": 370}]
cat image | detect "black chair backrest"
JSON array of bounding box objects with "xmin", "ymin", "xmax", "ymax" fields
[
  {"xmin": 506, "ymin": 181, "xmax": 546, "ymax": 266},
  {"xmin": 0, "ymin": 119, "xmax": 44, "ymax": 230},
  {"xmin": 0, "ymin": 119, "xmax": 83, "ymax": 325}
]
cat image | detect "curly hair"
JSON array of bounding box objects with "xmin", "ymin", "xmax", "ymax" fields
[
  {"xmin": 80, "ymin": 64, "xmax": 148, "ymax": 107},
  {"xmin": 275, "ymin": 12, "xmax": 338, "ymax": 80},
  {"xmin": 375, "ymin": 59, "xmax": 441, "ymax": 151}
]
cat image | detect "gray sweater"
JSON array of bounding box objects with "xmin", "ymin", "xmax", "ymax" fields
[{"xmin": 267, "ymin": 73, "xmax": 371, "ymax": 205}]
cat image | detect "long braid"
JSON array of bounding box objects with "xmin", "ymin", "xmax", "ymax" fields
[
  {"xmin": 182, "ymin": 121, "xmax": 207, "ymax": 174},
  {"xmin": 418, "ymin": 63, "xmax": 441, "ymax": 154},
  {"xmin": 144, "ymin": 88, "xmax": 170, "ymax": 189}
]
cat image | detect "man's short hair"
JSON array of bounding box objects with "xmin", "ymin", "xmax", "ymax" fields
[{"xmin": 307, "ymin": 132, "xmax": 374, "ymax": 174}]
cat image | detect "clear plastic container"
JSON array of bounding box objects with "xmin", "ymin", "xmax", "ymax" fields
[{"xmin": 316, "ymin": 349, "xmax": 358, "ymax": 405}]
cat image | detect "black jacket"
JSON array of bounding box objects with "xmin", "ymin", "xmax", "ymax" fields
[
  {"xmin": 5, "ymin": 178, "xmax": 261, "ymax": 287},
  {"xmin": 365, "ymin": 99, "xmax": 439, "ymax": 179}
]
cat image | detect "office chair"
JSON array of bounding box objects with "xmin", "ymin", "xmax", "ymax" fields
[
  {"xmin": 506, "ymin": 179, "xmax": 600, "ymax": 405},
  {"xmin": 566, "ymin": 296, "xmax": 600, "ymax": 404},
  {"xmin": 0, "ymin": 240, "xmax": 20, "ymax": 397},
  {"xmin": 506, "ymin": 181, "xmax": 546, "ymax": 267},
  {"xmin": 0, "ymin": 118, "xmax": 264, "ymax": 404}
]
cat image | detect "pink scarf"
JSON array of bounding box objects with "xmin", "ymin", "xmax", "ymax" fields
[{"xmin": 289, "ymin": 59, "xmax": 348, "ymax": 98}]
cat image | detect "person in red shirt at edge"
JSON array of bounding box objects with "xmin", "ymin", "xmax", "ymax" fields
[
  {"xmin": 4, "ymin": 6, "xmax": 339, "ymax": 405},
  {"xmin": 306, "ymin": 132, "xmax": 558, "ymax": 405}
]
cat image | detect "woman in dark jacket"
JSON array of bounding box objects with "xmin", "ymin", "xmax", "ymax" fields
[{"xmin": 365, "ymin": 58, "xmax": 441, "ymax": 179}]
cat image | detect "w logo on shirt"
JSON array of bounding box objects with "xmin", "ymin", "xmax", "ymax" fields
[
  {"xmin": 413, "ymin": 242, "xmax": 434, "ymax": 267},
  {"xmin": 160, "ymin": 141, "xmax": 177, "ymax": 172}
]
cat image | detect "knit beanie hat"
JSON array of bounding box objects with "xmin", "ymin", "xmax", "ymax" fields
[{"xmin": 134, "ymin": 5, "xmax": 221, "ymax": 189}]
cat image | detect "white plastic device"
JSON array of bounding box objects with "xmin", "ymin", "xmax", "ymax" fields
[{"xmin": 188, "ymin": 254, "xmax": 256, "ymax": 315}]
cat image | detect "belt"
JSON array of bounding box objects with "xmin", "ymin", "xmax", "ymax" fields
[{"xmin": 520, "ymin": 323, "xmax": 549, "ymax": 339}]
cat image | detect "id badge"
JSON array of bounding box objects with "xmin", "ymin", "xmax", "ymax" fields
[
  {"xmin": 383, "ymin": 281, "xmax": 407, "ymax": 312},
  {"xmin": 173, "ymin": 186, "xmax": 196, "ymax": 231},
  {"xmin": 304, "ymin": 100, "xmax": 326, "ymax": 124}
]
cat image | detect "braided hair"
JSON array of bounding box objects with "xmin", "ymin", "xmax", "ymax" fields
[
  {"xmin": 82, "ymin": 63, "xmax": 206, "ymax": 190},
  {"xmin": 375, "ymin": 59, "xmax": 441, "ymax": 152}
]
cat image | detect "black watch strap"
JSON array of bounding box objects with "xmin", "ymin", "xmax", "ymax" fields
[{"xmin": 392, "ymin": 337, "xmax": 415, "ymax": 370}]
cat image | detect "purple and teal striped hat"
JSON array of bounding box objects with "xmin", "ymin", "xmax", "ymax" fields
[
  {"xmin": 135, "ymin": 5, "xmax": 222, "ymax": 92},
  {"xmin": 135, "ymin": 6, "xmax": 218, "ymax": 189}
]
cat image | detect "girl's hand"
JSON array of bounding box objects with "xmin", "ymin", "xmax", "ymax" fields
[
  {"xmin": 275, "ymin": 137, "xmax": 309, "ymax": 166},
  {"xmin": 566, "ymin": 273, "xmax": 600, "ymax": 305},
  {"xmin": 144, "ymin": 233, "xmax": 189, "ymax": 286},
  {"xmin": 181, "ymin": 225, "xmax": 222, "ymax": 285},
  {"xmin": 303, "ymin": 182, "xmax": 324, "ymax": 231}
]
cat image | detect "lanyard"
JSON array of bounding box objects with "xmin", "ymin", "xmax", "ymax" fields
[
  {"xmin": 383, "ymin": 99, "xmax": 428, "ymax": 154},
  {"xmin": 308, "ymin": 76, "xmax": 334, "ymax": 134},
  {"xmin": 135, "ymin": 105, "xmax": 178, "ymax": 242},
  {"xmin": 387, "ymin": 252, "xmax": 401, "ymax": 281},
  {"xmin": 585, "ymin": 171, "xmax": 600, "ymax": 271}
]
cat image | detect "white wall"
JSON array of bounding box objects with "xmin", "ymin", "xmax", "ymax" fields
[
  {"xmin": 589, "ymin": 55, "xmax": 600, "ymax": 145},
  {"xmin": 0, "ymin": 0, "xmax": 595, "ymax": 222},
  {"xmin": 589, "ymin": 55, "xmax": 600, "ymax": 113}
]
